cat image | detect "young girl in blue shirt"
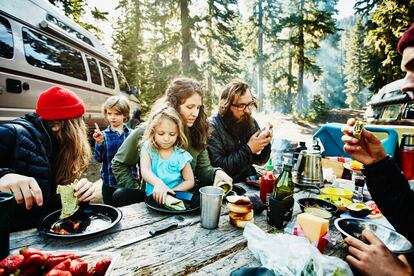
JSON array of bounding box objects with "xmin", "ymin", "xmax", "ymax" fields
[
  {"xmin": 93, "ymin": 96, "xmax": 137, "ymax": 205},
  {"xmin": 140, "ymin": 105, "xmax": 194, "ymax": 205}
]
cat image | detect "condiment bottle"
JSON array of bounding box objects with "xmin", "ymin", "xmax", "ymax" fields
[
  {"xmin": 353, "ymin": 176, "xmax": 365, "ymax": 203},
  {"xmin": 273, "ymin": 164, "xmax": 294, "ymax": 201},
  {"xmin": 260, "ymin": 159, "xmax": 276, "ymax": 204}
]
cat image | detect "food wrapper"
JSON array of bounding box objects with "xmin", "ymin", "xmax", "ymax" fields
[
  {"xmin": 293, "ymin": 223, "xmax": 331, "ymax": 253},
  {"xmin": 56, "ymin": 181, "xmax": 79, "ymax": 219},
  {"xmin": 353, "ymin": 120, "xmax": 366, "ymax": 139},
  {"xmin": 217, "ymin": 181, "xmax": 233, "ymax": 195},
  {"xmin": 164, "ymin": 195, "xmax": 186, "ymax": 211}
]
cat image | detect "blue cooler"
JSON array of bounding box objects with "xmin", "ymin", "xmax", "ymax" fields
[{"xmin": 313, "ymin": 123, "xmax": 398, "ymax": 158}]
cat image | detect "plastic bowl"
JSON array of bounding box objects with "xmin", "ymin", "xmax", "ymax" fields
[
  {"xmin": 321, "ymin": 187, "xmax": 353, "ymax": 199},
  {"xmin": 298, "ymin": 197, "xmax": 338, "ymax": 216},
  {"xmin": 317, "ymin": 194, "xmax": 352, "ymax": 212},
  {"xmin": 334, "ymin": 218, "xmax": 413, "ymax": 254}
]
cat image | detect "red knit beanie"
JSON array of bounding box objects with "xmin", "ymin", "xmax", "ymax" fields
[
  {"xmin": 397, "ymin": 24, "xmax": 414, "ymax": 54},
  {"xmin": 36, "ymin": 86, "xmax": 85, "ymax": 120}
]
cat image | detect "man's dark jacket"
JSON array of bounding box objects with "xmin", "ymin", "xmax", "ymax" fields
[
  {"xmin": 363, "ymin": 156, "xmax": 414, "ymax": 244},
  {"xmin": 207, "ymin": 113, "xmax": 271, "ymax": 182},
  {"xmin": 0, "ymin": 113, "xmax": 59, "ymax": 231}
]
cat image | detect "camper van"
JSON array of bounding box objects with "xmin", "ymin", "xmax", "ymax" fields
[{"xmin": 0, "ymin": 0, "xmax": 139, "ymax": 130}]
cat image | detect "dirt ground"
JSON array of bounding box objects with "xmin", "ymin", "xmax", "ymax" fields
[{"xmin": 85, "ymin": 109, "xmax": 362, "ymax": 203}]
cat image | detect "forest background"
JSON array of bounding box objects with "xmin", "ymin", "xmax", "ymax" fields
[{"xmin": 48, "ymin": 0, "xmax": 414, "ymax": 122}]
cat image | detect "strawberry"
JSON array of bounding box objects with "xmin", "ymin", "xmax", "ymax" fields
[
  {"xmin": 94, "ymin": 258, "xmax": 111, "ymax": 276},
  {"xmin": 45, "ymin": 255, "xmax": 75, "ymax": 270},
  {"xmin": 0, "ymin": 254, "xmax": 25, "ymax": 272},
  {"xmin": 51, "ymin": 259, "xmax": 72, "ymax": 271},
  {"xmin": 45, "ymin": 269, "xmax": 72, "ymax": 276},
  {"xmin": 70, "ymin": 258, "xmax": 88, "ymax": 276},
  {"xmin": 20, "ymin": 253, "xmax": 47, "ymax": 276},
  {"xmin": 19, "ymin": 247, "xmax": 47, "ymax": 259}
]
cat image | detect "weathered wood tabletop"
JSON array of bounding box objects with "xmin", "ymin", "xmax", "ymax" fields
[{"xmin": 9, "ymin": 183, "xmax": 348, "ymax": 275}]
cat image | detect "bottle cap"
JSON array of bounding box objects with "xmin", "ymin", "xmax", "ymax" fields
[{"xmin": 265, "ymin": 159, "xmax": 274, "ymax": 171}]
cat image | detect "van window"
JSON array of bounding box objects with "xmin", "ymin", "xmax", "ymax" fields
[
  {"xmin": 46, "ymin": 14, "xmax": 94, "ymax": 47},
  {"xmin": 99, "ymin": 62, "xmax": 115, "ymax": 89},
  {"xmin": 0, "ymin": 16, "xmax": 13, "ymax": 59},
  {"xmin": 86, "ymin": 56, "xmax": 102, "ymax": 85},
  {"xmin": 22, "ymin": 27, "xmax": 87, "ymax": 80},
  {"xmin": 115, "ymin": 70, "xmax": 129, "ymax": 92},
  {"xmin": 381, "ymin": 104, "xmax": 401, "ymax": 120}
]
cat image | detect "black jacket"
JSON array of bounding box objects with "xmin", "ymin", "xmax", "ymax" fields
[
  {"xmin": 0, "ymin": 113, "xmax": 59, "ymax": 231},
  {"xmin": 207, "ymin": 113, "xmax": 271, "ymax": 182},
  {"xmin": 363, "ymin": 156, "xmax": 414, "ymax": 243},
  {"xmin": 363, "ymin": 156, "xmax": 414, "ymax": 244}
]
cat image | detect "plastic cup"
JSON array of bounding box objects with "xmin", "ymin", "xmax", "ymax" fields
[
  {"xmin": 0, "ymin": 192, "xmax": 15, "ymax": 259},
  {"xmin": 199, "ymin": 186, "xmax": 224, "ymax": 229}
]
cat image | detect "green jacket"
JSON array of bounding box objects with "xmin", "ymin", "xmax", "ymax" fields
[{"xmin": 112, "ymin": 124, "xmax": 218, "ymax": 189}]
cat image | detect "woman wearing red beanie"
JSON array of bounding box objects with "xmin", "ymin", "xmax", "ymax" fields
[
  {"xmin": 0, "ymin": 86, "xmax": 95, "ymax": 231},
  {"xmin": 340, "ymin": 24, "xmax": 414, "ymax": 276}
]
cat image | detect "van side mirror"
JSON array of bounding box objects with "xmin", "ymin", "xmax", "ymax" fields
[{"xmin": 129, "ymin": 86, "xmax": 139, "ymax": 95}]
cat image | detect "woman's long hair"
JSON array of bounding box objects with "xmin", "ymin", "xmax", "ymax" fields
[
  {"xmin": 164, "ymin": 77, "xmax": 209, "ymax": 150},
  {"xmin": 53, "ymin": 117, "xmax": 91, "ymax": 185},
  {"xmin": 141, "ymin": 105, "xmax": 188, "ymax": 151}
]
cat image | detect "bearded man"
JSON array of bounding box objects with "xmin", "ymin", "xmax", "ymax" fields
[{"xmin": 207, "ymin": 79, "xmax": 272, "ymax": 182}]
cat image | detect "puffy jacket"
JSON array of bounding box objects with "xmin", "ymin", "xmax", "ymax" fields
[
  {"xmin": 0, "ymin": 113, "xmax": 57, "ymax": 230},
  {"xmin": 207, "ymin": 113, "xmax": 271, "ymax": 182}
]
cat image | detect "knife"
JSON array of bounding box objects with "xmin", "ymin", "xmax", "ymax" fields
[
  {"xmin": 95, "ymin": 216, "xmax": 188, "ymax": 251},
  {"xmin": 113, "ymin": 220, "xmax": 178, "ymax": 249}
]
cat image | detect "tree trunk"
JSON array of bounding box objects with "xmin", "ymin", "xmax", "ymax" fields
[
  {"xmin": 257, "ymin": 0, "xmax": 264, "ymax": 111},
  {"xmin": 206, "ymin": 0, "xmax": 213, "ymax": 113},
  {"xmin": 287, "ymin": 32, "xmax": 293, "ymax": 113},
  {"xmin": 180, "ymin": 0, "xmax": 191, "ymax": 75},
  {"xmin": 296, "ymin": 0, "xmax": 305, "ymax": 112}
]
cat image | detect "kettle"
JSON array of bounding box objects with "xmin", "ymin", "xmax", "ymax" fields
[{"xmin": 294, "ymin": 149, "xmax": 324, "ymax": 187}]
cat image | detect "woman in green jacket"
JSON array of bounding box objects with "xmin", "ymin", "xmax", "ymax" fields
[{"xmin": 111, "ymin": 77, "xmax": 232, "ymax": 205}]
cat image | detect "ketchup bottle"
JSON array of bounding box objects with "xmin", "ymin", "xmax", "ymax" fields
[{"xmin": 260, "ymin": 159, "xmax": 276, "ymax": 205}]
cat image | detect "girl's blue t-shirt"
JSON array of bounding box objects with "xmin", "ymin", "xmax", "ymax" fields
[{"xmin": 143, "ymin": 141, "xmax": 193, "ymax": 196}]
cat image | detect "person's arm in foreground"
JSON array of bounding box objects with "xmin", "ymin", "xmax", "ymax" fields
[
  {"xmin": 112, "ymin": 127, "xmax": 142, "ymax": 189},
  {"xmin": 345, "ymin": 230, "xmax": 412, "ymax": 276},
  {"xmin": 342, "ymin": 118, "xmax": 414, "ymax": 241}
]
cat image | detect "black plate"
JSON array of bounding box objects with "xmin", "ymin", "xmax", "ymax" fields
[
  {"xmin": 245, "ymin": 175, "xmax": 260, "ymax": 188},
  {"xmin": 38, "ymin": 204, "xmax": 122, "ymax": 238},
  {"xmin": 145, "ymin": 193, "xmax": 200, "ymax": 214}
]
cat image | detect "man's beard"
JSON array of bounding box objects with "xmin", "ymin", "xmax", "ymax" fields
[{"xmin": 222, "ymin": 110, "xmax": 255, "ymax": 138}]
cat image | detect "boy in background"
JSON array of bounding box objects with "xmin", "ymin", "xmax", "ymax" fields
[{"xmin": 93, "ymin": 96, "xmax": 137, "ymax": 205}]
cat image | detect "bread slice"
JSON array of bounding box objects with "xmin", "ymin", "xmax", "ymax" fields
[
  {"xmin": 229, "ymin": 217, "xmax": 254, "ymax": 229},
  {"xmin": 229, "ymin": 209, "xmax": 254, "ymax": 221}
]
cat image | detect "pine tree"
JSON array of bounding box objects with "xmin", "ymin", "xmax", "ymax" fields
[{"xmin": 344, "ymin": 18, "xmax": 370, "ymax": 108}]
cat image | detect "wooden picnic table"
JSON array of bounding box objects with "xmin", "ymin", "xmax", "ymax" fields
[{"xmin": 9, "ymin": 183, "xmax": 348, "ymax": 275}]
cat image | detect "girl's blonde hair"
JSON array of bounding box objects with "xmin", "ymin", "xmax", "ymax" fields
[
  {"xmin": 52, "ymin": 117, "xmax": 92, "ymax": 185},
  {"xmin": 103, "ymin": 96, "xmax": 131, "ymax": 122},
  {"xmin": 141, "ymin": 104, "xmax": 188, "ymax": 150}
]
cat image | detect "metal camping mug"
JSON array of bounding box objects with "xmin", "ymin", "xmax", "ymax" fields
[
  {"xmin": 199, "ymin": 186, "xmax": 224, "ymax": 229},
  {"xmin": 0, "ymin": 192, "xmax": 15, "ymax": 259}
]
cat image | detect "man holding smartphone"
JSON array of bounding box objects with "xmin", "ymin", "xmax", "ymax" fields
[{"xmin": 207, "ymin": 79, "xmax": 272, "ymax": 182}]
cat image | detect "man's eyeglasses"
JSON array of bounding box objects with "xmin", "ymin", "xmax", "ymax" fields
[{"xmin": 231, "ymin": 101, "xmax": 256, "ymax": 111}]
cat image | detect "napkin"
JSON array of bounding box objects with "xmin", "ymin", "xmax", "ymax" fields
[{"xmin": 164, "ymin": 195, "xmax": 186, "ymax": 211}]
